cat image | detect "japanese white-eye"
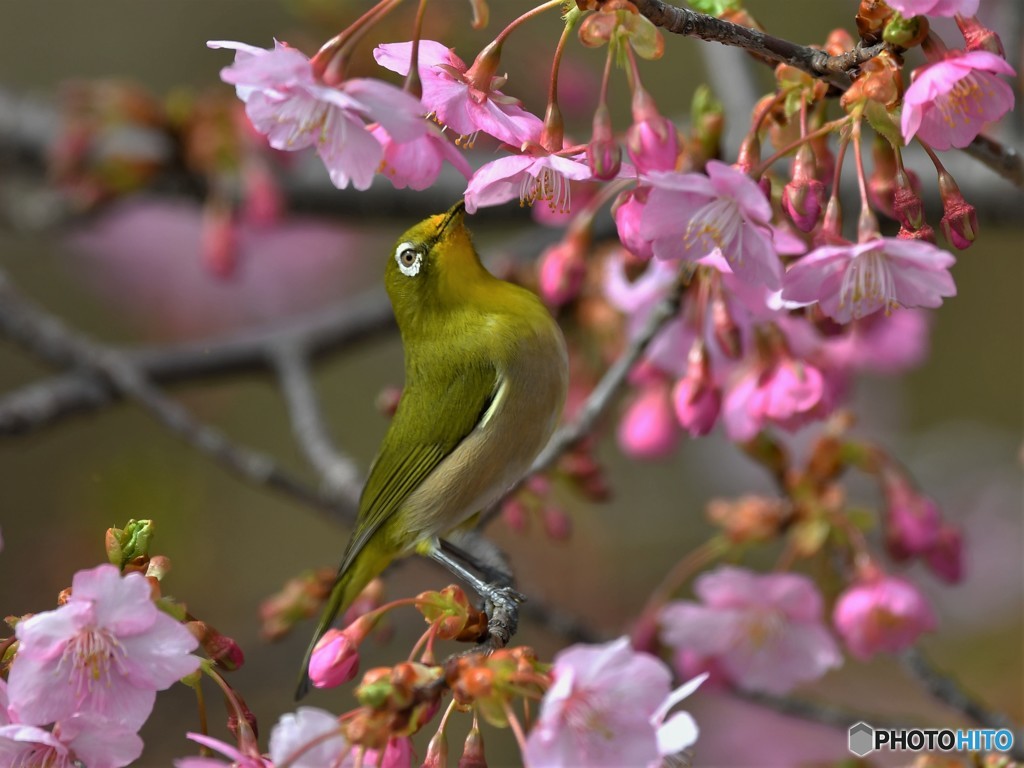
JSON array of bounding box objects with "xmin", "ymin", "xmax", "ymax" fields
[{"xmin": 297, "ymin": 202, "xmax": 569, "ymax": 696}]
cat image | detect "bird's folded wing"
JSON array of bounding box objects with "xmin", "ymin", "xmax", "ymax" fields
[{"xmin": 337, "ymin": 358, "xmax": 500, "ymax": 572}]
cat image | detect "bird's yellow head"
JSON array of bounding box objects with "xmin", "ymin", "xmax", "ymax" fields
[{"xmin": 384, "ymin": 201, "xmax": 496, "ymax": 331}]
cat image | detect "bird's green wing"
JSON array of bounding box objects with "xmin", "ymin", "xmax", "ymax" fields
[{"xmin": 338, "ymin": 356, "xmax": 500, "ymax": 571}]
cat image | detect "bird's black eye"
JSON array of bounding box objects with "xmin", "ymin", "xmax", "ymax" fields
[{"xmin": 395, "ymin": 241, "xmax": 423, "ymax": 277}]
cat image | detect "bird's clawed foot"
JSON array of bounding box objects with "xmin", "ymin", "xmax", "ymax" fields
[{"xmin": 481, "ymin": 584, "xmax": 525, "ymax": 648}]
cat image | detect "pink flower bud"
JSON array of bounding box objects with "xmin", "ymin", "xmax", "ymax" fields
[
  {"xmin": 672, "ymin": 342, "xmax": 721, "ymax": 436},
  {"xmin": 925, "ymin": 524, "xmax": 964, "ymax": 584},
  {"xmin": 612, "ymin": 187, "xmax": 653, "ymax": 261},
  {"xmin": 625, "ymin": 88, "xmax": 678, "ymax": 173},
  {"xmin": 882, "ymin": 473, "xmax": 941, "ymax": 560},
  {"xmin": 617, "ymin": 380, "xmax": 681, "ymax": 459},
  {"xmin": 940, "ymin": 201, "xmax": 978, "ymax": 250},
  {"xmin": 380, "ymin": 737, "xmax": 414, "ymax": 768},
  {"xmin": 309, "ymin": 627, "xmax": 360, "ymax": 689},
  {"xmin": 201, "ymin": 203, "xmax": 239, "ymax": 279},
  {"xmin": 459, "ymin": 724, "xmax": 487, "ymax": 768},
  {"xmin": 833, "ymin": 573, "xmax": 936, "ymax": 660},
  {"xmin": 587, "ymin": 103, "xmax": 622, "ymax": 180},
  {"xmin": 893, "ymin": 172, "xmax": 925, "ymax": 231},
  {"xmin": 501, "ymin": 498, "xmax": 529, "ymax": 534},
  {"xmin": 538, "ymin": 234, "xmax": 588, "ymax": 307},
  {"xmin": 241, "ymin": 162, "xmax": 284, "ymax": 227},
  {"xmin": 938, "ymin": 171, "xmax": 978, "ymax": 249},
  {"xmin": 782, "ymin": 145, "xmax": 826, "ymax": 232},
  {"xmin": 423, "ymin": 731, "xmax": 448, "ymax": 768},
  {"xmin": 956, "ymin": 15, "xmax": 1005, "ymax": 56},
  {"xmin": 541, "ymin": 505, "xmax": 572, "ymax": 541}
]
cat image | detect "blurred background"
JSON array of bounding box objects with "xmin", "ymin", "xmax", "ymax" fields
[{"xmin": 0, "ymin": 1, "xmax": 1021, "ymax": 766}]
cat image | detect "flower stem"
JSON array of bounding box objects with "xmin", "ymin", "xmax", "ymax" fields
[
  {"xmin": 494, "ymin": 0, "xmax": 565, "ymax": 48},
  {"xmin": 754, "ymin": 116, "xmax": 849, "ymax": 178}
]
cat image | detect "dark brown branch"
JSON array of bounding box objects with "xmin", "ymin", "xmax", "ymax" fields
[
  {"xmin": 625, "ymin": 0, "xmax": 1024, "ymax": 188},
  {"xmin": 0, "ymin": 267, "xmax": 355, "ymax": 523},
  {"xmin": 627, "ymin": 0, "xmax": 885, "ymax": 90}
]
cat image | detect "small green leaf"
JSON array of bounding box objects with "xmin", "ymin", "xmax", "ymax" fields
[{"xmin": 864, "ymin": 99, "xmax": 903, "ymax": 147}]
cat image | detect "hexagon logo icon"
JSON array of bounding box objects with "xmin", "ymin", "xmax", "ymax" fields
[{"xmin": 848, "ymin": 721, "xmax": 875, "ymax": 757}]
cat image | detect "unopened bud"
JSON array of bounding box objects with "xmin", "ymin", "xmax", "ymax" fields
[
  {"xmin": 190, "ymin": 621, "xmax": 246, "ymax": 671},
  {"xmin": 711, "ymin": 294, "xmax": 741, "ymax": 359},
  {"xmin": 782, "ymin": 145, "xmax": 826, "ymax": 232},
  {"xmin": 201, "ymin": 202, "xmax": 239, "ymax": 279},
  {"xmin": 538, "ymin": 231, "xmax": 589, "ymax": 307},
  {"xmin": 956, "ymin": 14, "xmax": 1005, "ymax": 56},
  {"xmin": 459, "ymin": 724, "xmax": 487, "ymax": 768},
  {"xmin": 424, "ymin": 730, "xmax": 449, "ymax": 768},
  {"xmin": 309, "ymin": 628, "xmax": 361, "ymax": 689},
  {"xmin": 541, "ymin": 505, "xmax": 572, "ymax": 541},
  {"xmin": 892, "ymin": 171, "xmax": 925, "ymax": 230},
  {"xmin": 925, "ymin": 524, "xmax": 964, "ymax": 584},
  {"xmin": 937, "ymin": 172, "xmax": 977, "ymax": 249},
  {"xmin": 626, "ymin": 87, "xmax": 678, "ymax": 173}
]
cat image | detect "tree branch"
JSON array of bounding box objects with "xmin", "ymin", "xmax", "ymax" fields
[
  {"xmin": 0, "ymin": 267, "xmax": 355, "ymax": 523},
  {"xmin": 626, "ymin": 0, "xmax": 1024, "ymax": 187},
  {"xmin": 626, "ymin": 0, "xmax": 884, "ymax": 90},
  {"xmin": 0, "ymin": 289, "xmax": 395, "ymax": 436},
  {"xmin": 902, "ymin": 647, "xmax": 1024, "ymax": 759},
  {"xmin": 271, "ymin": 344, "xmax": 362, "ymax": 502}
]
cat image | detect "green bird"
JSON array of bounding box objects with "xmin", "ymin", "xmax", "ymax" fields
[{"xmin": 296, "ymin": 201, "xmax": 569, "ymax": 697}]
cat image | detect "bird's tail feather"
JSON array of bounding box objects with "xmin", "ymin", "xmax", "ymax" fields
[{"xmin": 294, "ymin": 545, "xmax": 390, "ymax": 700}]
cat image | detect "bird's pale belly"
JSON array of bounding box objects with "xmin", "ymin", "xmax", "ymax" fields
[{"xmin": 398, "ymin": 334, "xmax": 568, "ymax": 547}]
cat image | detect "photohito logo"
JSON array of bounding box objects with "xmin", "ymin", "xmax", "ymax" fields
[{"xmin": 848, "ymin": 722, "xmax": 1015, "ymax": 757}]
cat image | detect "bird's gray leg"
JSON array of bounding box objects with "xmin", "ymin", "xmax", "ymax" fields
[
  {"xmin": 439, "ymin": 533, "xmax": 514, "ymax": 587},
  {"xmin": 427, "ymin": 543, "xmax": 524, "ymax": 648}
]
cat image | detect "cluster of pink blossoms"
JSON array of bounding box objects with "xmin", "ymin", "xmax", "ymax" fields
[{"xmin": 1, "ymin": 565, "xmax": 200, "ymax": 768}]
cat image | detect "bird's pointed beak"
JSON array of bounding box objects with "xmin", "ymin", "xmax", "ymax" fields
[{"xmin": 439, "ymin": 199, "xmax": 466, "ymax": 236}]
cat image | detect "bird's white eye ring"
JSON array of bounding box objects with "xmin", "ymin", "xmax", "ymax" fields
[{"xmin": 395, "ymin": 242, "xmax": 423, "ymax": 277}]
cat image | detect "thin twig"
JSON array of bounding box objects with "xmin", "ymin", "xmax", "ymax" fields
[
  {"xmin": 902, "ymin": 648, "xmax": 1024, "ymax": 759},
  {"xmin": 0, "ymin": 267, "xmax": 355, "ymax": 524},
  {"xmin": 0, "ymin": 289, "xmax": 395, "ymax": 436},
  {"xmin": 271, "ymin": 343, "xmax": 362, "ymax": 501},
  {"xmin": 735, "ymin": 690, "xmax": 910, "ymax": 733}
]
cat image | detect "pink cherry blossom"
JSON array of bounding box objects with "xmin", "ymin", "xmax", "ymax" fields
[
  {"xmin": 538, "ymin": 235, "xmax": 588, "ymax": 306},
  {"xmin": 722, "ymin": 356, "xmax": 831, "ymax": 441},
  {"xmin": 374, "ymin": 41, "xmax": 542, "ymax": 146},
  {"xmin": 833, "ymin": 574, "xmax": 937, "ymax": 660},
  {"xmin": 371, "ymin": 123, "xmax": 472, "ymax": 191},
  {"xmin": 176, "ymin": 732, "xmax": 272, "ymax": 768},
  {"xmin": 0, "ymin": 715, "xmax": 143, "ymax": 768},
  {"xmin": 618, "ymin": 379, "xmax": 683, "ymax": 459},
  {"xmin": 901, "ymin": 50, "xmax": 1015, "ymax": 151},
  {"xmin": 603, "ymin": 250, "xmax": 693, "ymax": 377},
  {"xmin": 649, "ymin": 673, "xmax": 706, "ymax": 767},
  {"xmin": 885, "ymin": 0, "xmax": 978, "ymax": 18},
  {"xmin": 781, "ymin": 237, "xmax": 956, "ymax": 323},
  {"xmin": 268, "ymin": 707, "xmax": 347, "ymax": 768},
  {"xmin": 463, "ymin": 150, "xmax": 592, "ymax": 214},
  {"xmin": 8, "ymin": 564, "xmax": 200, "ymax": 731},
  {"xmin": 640, "ymin": 161, "xmax": 783, "ymax": 289},
  {"xmin": 822, "ymin": 309, "xmax": 931, "ymax": 374},
  {"xmin": 660, "ymin": 567, "xmax": 842, "ymax": 694},
  {"xmin": 209, "ymin": 40, "xmax": 427, "ymax": 190},
  {"xmin": 524, "ymin": 637, "xmax": 692, "ymax": 768},
  {"xmin": 882, "ymin": 473, "xmax": 942, "ymax": 560}
]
